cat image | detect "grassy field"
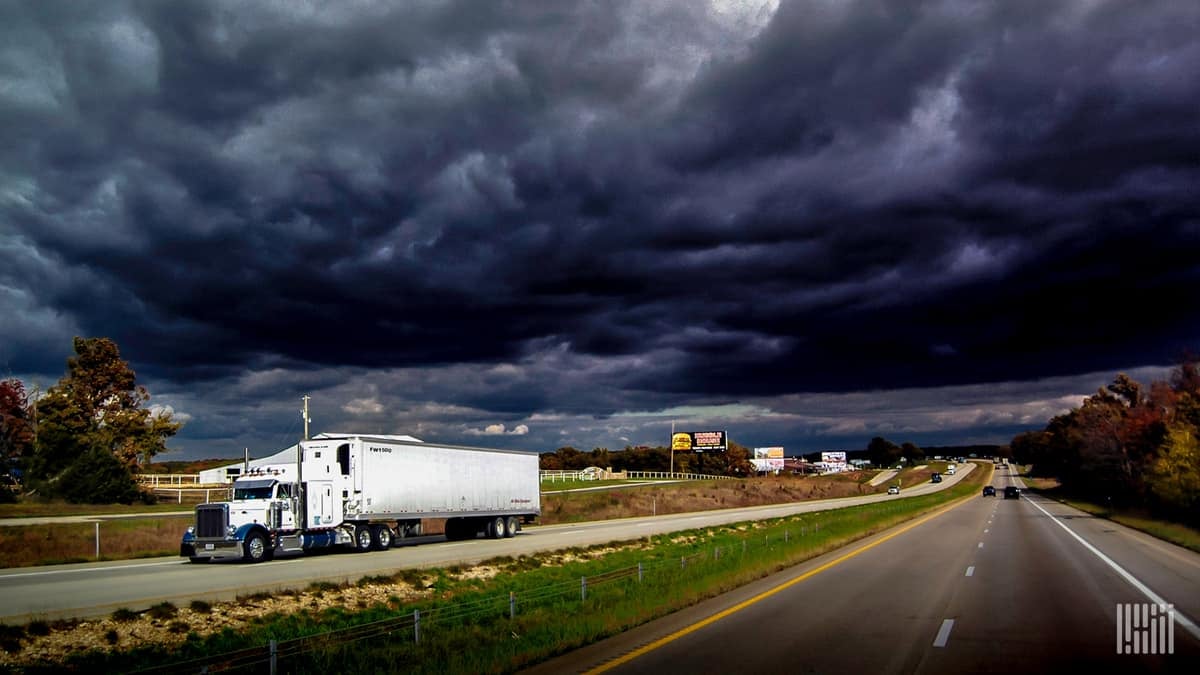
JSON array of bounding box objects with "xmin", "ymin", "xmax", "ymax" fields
[
  {"xmin": 16, "ymin": 468, "xmax": 989, "ymax": 673},
  {"xmin": 0, "ymin": 501, "xmax": 198, "ymax": 519},
  {"xmin": 0, "ymin": 516, "xmax": 194, "ymax": 567}
]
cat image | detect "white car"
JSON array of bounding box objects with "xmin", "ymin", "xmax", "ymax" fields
[{"xmin": 887, "ymin": 485, "xmax": 900, "ymax": 495}]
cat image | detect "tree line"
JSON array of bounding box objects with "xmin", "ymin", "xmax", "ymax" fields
[
  {"xmin": 0, "ymin": 337, "xmax": 181, "ymax": 504},
  {"xmin": 1010, "ymin": 358, "xmax": 1200, "ymax": 525}
]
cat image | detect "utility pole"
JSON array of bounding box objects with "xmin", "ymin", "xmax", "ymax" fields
[
  {"xmin": 670, "ymin": 420, "xmax": 675, "ymax": 475},
  {"xmin": 301, "ymin": 395, "xmax": 311, "ymax": 441}
]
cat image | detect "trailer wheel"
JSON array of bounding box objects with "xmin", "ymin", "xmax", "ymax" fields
[
  {"xmin": 354, "ymin": 524, "xmax": 373, "ymax": 552},
  {"xmin": 488, "ymin": 516, "xmax": 505, "ymax": 539},
  {"xmin": 243, "ymin": 531, "xmax": 269, "ymax": 563},
  {"xmin": 503, "ymin": 516, "xmax": 518, "ymax": 538},
  {"xmin": 371, "ymin": 524, "xmax": 393, "ymax": 550}
]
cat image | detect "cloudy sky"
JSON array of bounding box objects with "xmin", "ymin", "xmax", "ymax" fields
[{"xmin": 2, "ymin": 0, "xmax": 1198, "ymax": 460}]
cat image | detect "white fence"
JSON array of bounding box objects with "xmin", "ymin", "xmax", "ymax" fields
[
  {"xmin": 540, "ymin": 469, "xmax": 735, "ymax": 482},
  {"xmin": 135, "ymin": 474, "xmax": 202, "ymax": 486},
  {"xmin": 148, "ymin": 487, "xmax": 232, "ymax": 504}
]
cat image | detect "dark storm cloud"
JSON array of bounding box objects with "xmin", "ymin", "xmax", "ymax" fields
[{"xmin": 2, "ymin": 0, "xmax": 1198, "ymax": 456}]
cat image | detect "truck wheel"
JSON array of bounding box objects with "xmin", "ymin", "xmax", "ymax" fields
[
  {"xmin": 489, "ymin": 516, "xmax": 505, "ymax": 539},
  {"xmin": 243, "ymin": 532, "xmax": 269, "ymax": 563},
  {"xmin": 354, "ymin": 524, "xmax": 373, "ymax": 552},
  {"xmin": 372, "ymin": 524, "xmax": 393, "ymax": 550},
  {"xmin": 503, "ymin": 516, "xmax": 518, "ymax": 538}
]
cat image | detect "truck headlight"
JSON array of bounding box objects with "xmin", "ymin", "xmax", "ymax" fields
[
  {"xmin": 186, "ymin": 526, "xmax": 195, "ymax": 535},
  {"xmin": 227, "ymin": 525, "xmax": 237, "ymax": 537}
]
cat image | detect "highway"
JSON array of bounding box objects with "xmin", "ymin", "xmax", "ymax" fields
[
  {"xmin": 524, "ymin": 466, "xmax": 1200, "ymax": 674},
  {"xmin": 0, "ymin": 466, "xmax": 976, "ymax": 623}
]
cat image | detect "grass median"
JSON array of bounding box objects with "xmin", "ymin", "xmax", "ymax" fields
[{"xmin": 36, "ymin": 467, "xmax": 987, "ymax": 674}]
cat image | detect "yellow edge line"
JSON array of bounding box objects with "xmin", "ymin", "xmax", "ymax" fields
[{"xmin": 584, "ymin": 492, "xmax": 976, "ymax": 674}]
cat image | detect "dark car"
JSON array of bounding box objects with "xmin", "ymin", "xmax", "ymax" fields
[
  {"xmin": 1004, "ymin": 486, "xmax": 1021, "ymax": 499},
  {"xmin": 982, "ymin": 485, "xmax": 996, "ymax": 497},
  {"xmin": 931, "ymin": 472, "xmax": 942, "ymax": 483}
]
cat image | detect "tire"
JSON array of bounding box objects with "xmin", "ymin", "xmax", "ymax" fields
[
  {"xmin": 243, "ymin": 531, "xmax": 269, "ymax": 563},
  {"xmin": 489, "ymin": 516, "xmax": 505, "ymax": 539},
  {"xmin": 503, "ymin": 516, "xmax": 518, "ymax": 538},
  {"xmin": 354, "ymin": 524, "xmax": 373, "ymax": 552},
  {"xmin": 371, "ymin": 524, "xmax": 393, "ymax": 551},
  {"xmin": 443, "ymin": 518, "xmax": 461, "ymax": 541}
]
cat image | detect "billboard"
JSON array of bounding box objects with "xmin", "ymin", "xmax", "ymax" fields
[
  {"xmin": 750, "ymin": 458, "xmax": 785, "ymax": 472},
  {"xmin": 821, "ymin": 451, "xmax": 847, "ymax": 465},
  {"xmin": 671, "ymin": 430, "xmax": 727, "ymax": 453},
  {"xmin": 754, "ymin": 447, "xmax": 785, "ymax": 459}
]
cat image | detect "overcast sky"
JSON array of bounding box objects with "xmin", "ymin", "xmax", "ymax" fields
[{"xmin": 2, "ymin": 0, "xmax": 1198, "ymax": 460}]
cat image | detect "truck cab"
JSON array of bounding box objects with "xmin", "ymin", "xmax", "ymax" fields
[{"xmin": 181, "ymin": 468, "xmax": 312, "ymax": 563}]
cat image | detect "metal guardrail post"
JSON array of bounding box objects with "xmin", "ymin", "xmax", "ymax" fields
[{"xmin": 269, "ymin": 640, "xmax": 277, "ymax": 675}]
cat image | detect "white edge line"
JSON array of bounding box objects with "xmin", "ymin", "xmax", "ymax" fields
[
  {"xmin": 0, "ymin": 560, "xmax": 184, "ymax": 579},
  {"xmin": 1025, "ymin": 496, "xmax": 1200, "ymax": 641},
  {"xmin": 965, "ymin": 566, "xmax": 975, "ymax": 577},
  {"xmin": 933, "ymin": 618, "xmax": 955, "ymax": 647}
]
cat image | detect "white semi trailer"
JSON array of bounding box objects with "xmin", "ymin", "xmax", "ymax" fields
[{"xmin": 180, "ymin": 434, "xmax": 541, "ymax": 563}]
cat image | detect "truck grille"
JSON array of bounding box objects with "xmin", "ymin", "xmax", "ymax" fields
[{"xmin": 195, "ymin": 504, "xmax": 228, "ymax": 538}]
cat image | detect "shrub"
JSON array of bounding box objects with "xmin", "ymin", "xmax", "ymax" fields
[
  {"xmin": 146, "ymin": 602, "xmax": 177, "ymax": 620},
  {"xmin": 189, "ymin": 600, "xmax": 212, "ymax": 614},
  {"xmin": 111, "ymin": 608, "xmax": 139, "ymax": 622}
]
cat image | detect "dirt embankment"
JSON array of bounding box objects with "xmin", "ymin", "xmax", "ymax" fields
[{"xmin": 539, "ymin": 473, "xmax": 881, "ymax": 524}]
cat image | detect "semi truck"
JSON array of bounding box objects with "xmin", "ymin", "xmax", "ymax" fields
[{"xmin": 180, "ymin": 434, "xmax": 541, "ymax": 563}]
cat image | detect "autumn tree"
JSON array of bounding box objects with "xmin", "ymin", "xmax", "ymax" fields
[
  {"xmin": 0, "ymin": 378, "xmax": 34, "ymax": 470},
  {"xmin": 30, "ymin": 337, "xmax": 182, "ymax": 503},
  {"xmin": 1147, "ymin": 422, "xmax": 1200, "ymax": 523}
]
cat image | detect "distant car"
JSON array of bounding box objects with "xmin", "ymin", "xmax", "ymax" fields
[
  {"xmin": 931, "ymin": 472, "xmax": 942, "ymax": 483},
  {"xmin": 982, "ymin": 485, "xmax": 996, "ymax": 497},
  {"xmin": 887, "ymin": 485, "xmax": 900, "ymax": 495},
  {"xmin": 1004, "ymin": 486, "xmax": 1021, "ymax": 499}
]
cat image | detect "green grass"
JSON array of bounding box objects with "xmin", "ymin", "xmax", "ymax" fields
[
  {"xmin": 53, "ymin": 468, "xmax": 987, "ymax": 674},
  {"xmin": 0, "ymin": 501, "xmax": 195, "ymax": 519},
  {"xmin": 1044, "ymin": 495, "xmax": 1200, "ymax": 555}
]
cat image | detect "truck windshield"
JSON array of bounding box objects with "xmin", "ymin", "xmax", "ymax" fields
[{"xmin": 233, "ymin": 479, "xmax": 277, "ymax": 500}]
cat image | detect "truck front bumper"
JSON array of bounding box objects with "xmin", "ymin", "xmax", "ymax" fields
[{"xmin": 182, "ymin": 538, "xmax": 245, "ymax": 561}]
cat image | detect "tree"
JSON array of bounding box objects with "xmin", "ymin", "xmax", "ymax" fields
[
  {"xmin": 0, "ymin": 378, "xmax": 34, "ymax": 471},
  {"xmin": 901, "ymin": 442, "xmax": 925, "ymax": 464},
  {"xmin": 30, "ymin": 337, "xmax": 182, "ymax": 503},
  {"xmin": 1146, "ymin": 422, "xmax": 1200, "ymax": 523},
  {"xmin": 866, "ymin": 436, "xmax": 901, "ymax": 467}
]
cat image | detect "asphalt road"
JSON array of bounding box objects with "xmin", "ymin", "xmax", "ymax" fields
[
  {"xmin": 0, "ymin": 466, "xmax": 977, "ymax": 624},
  {"xmin": 524, "ymin": 467, "xmax": 1200, "ymax": 674}
]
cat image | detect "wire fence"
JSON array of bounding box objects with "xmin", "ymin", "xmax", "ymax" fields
[{"xmin": 127, "ymin": 520, "xmax": 827, "ymax": 674}]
